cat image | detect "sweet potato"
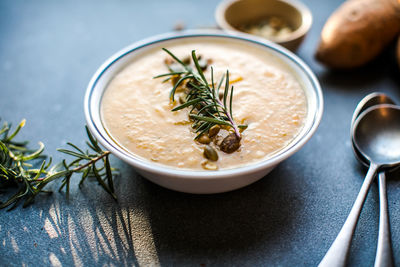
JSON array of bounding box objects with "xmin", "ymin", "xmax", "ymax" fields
[{"xmin": 316, "ymin": 0, "xmax": 400, "ymax": 69}]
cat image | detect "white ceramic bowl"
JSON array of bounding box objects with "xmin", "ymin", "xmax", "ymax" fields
[{"xmin": 84, "ymin": 30, "xmax": 323, "ymax": 194}]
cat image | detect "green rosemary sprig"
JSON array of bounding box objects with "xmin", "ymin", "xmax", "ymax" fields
[
  {"xmin": 0, "ymin": 118, "xmax": 117, "ymax": 210},
  {"xmin": 154, "ymin": 48, "xmax": 245, "ymax": 140}
]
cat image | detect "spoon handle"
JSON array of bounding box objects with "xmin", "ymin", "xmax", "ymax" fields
[
  {"xmin": 374, "ymin": 171, "xmax": 394, "ymax": 267},
  {"xmin": 319, "ymin": 163, "xmax": 378, "ymax": 267}
]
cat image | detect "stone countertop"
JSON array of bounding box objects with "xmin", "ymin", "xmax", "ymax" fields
[{"xmin": 1, "ymin": 0, "xmax": 399, "ymax": 266}]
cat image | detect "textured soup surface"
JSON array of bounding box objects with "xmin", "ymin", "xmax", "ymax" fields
[{"xmin": 101, "ymin": 40, "xmax": 307, "ymax": 170}]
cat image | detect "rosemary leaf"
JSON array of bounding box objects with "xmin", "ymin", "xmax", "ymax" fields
[
  {"xmin": 105, "ymin": 155, "xmax": 114, "ymax": 192},
  {"xmin": 57, "ymin": 149, "xmax": 91, "ymax": 160},
  {"xmin": 85, "ymin": 126, "xmax": 102, "ymax": 152},
  {"xmin": 223, "ymin": 70, "xmax": 229, "ymax": 110},
  {"xmin": 189, "ymin": 114, "xmax": 231, "ymax": 126},
  {"xmin": 229, "ymin": 85, "xmax": 234, "ymax": 120},
  {"xmin": 67, "ymin": 142, "xmax": 85, "ymax": 154},
  {"xmin": 4, "ymin": 119, "xmax": 25, "ymax": 142},
  {"xmin": 170, "ymin": 75, "xmax": 194, "ymax": 101},
  {"xmin": 153, "ymin": 71, "xmax": 186, "ymax": 78},
  {"xmin": 21, "ymin": 142, "xmax": 45, "ymax": 161},
  {"xmin": 191, "ymin": 50, "xmax": 208, "ymax": 85},
  {"xmin": 194, "ymin": 125, "xmax": 213, "ymax": 140},
  {"xmin": 171, "ymin": 98, "xmax": 202, "ymax": 111}
]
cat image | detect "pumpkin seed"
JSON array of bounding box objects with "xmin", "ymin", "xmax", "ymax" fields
[
  {"xmin": 220, "ymin": 133, "xmax": 241, "ymax": 153},
  {"xmin": 201, "ymin": 161, "xmax": 218, "ymax": 170},
  {"xmin": 198, "ymin": 134, "xmax": 211, "ymax": 144},
  {"xmin": 208, "ymin": 125, "xmax": 220, "ymax": 137},
  {"xmin": 203, "ymin": 145, "xmax": 218, "ymax": 161}
]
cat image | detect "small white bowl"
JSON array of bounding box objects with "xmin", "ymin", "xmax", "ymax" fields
[
  {"xmin": 216, "ymin": 0, "xmax": 312, "ymax": 51},
  {"xmin": 84, "ymin": 30, "xmax": 323, "ymax": 194}
]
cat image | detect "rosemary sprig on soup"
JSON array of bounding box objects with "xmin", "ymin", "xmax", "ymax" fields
[
  {"xmin": 100, "ymin": 41, "xmax": 307, "ymax": 171},
  {"xmin": 154, "ymin": 49, "xmax": 247, "ymax": 168}
]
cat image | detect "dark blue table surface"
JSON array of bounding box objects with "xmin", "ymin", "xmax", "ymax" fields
[{"xmin": 1, "ymin": 0, "xmax": 400, "ymax": 266}]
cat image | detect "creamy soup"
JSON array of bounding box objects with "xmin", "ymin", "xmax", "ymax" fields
[{"xmin": 101, "ymin": 40, "xmax": 307, "ymax": 170}]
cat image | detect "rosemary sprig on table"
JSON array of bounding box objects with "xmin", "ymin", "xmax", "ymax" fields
[
  {"xmin": 0, "ymin": 119, "xmax": 117, "ymax": 210},
  {"xmin": 154, "ymin": 48, "xmax": 247, "ymax": 141}
]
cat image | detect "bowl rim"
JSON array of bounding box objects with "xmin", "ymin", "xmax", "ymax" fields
[
  {"xmin": 215, "ymin": 0, "xmax": 313, "ymax": 43},
  {"xmin": 84, "ymin": 29, "xmax": 323, "ymax": 180}
]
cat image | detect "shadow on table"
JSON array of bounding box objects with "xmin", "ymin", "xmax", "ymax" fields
[
  {"xmin": 143, "ymin": 167, "xmax": 304, "ymax": 264},
  {"xmin": 317, "ymin": 43, "xmax": 400, "ymax": 93},
  {"xmin": 1, "ymin": 162, "xmax": 306, "ymax": 266}
]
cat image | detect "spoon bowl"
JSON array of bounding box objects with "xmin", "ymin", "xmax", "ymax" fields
[
  {"xmin": 353, "ymin": 104, "xmax": 400, "ymax": 167},
  {"xmin": 351, "ymin": 93, "xmax": 395, "ymax": 168}
]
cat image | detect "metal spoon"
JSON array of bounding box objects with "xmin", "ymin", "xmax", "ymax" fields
[
  {"xmin": 353, "ymin": 104, "xmax": 398, "ymax": 267},
  {"xmin": 319, "ymin": 102, "xmax": 399, "ymax": 267},
  {"xmin": 320, "ymin": 93, "xmax": 394, "ymax": 267},
  {"xmin": 351, "ymin": 93, "xmax": 395, "ymax": 267}
]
